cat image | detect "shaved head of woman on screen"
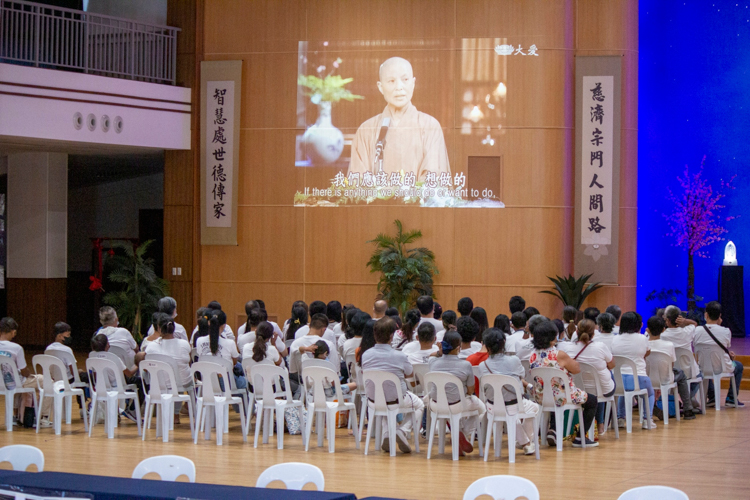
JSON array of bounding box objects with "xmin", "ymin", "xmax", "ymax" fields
[{"xmin": 348, "ymin": 56, "xmax": 450, "ymax": 181}]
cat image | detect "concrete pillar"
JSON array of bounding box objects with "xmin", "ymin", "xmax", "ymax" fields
[{"xmin": 7, "ymin": 152, "xmax": 67, "ymax": 346}]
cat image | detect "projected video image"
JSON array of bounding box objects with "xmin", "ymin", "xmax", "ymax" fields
[{"xmin": 295, "ymin": 39, "xmax": 520, "ymax": 207}]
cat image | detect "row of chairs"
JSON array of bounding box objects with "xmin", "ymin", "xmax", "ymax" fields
[{"xmin": 0, "ymin": 444, "xmax": 691, "ymax": 499}]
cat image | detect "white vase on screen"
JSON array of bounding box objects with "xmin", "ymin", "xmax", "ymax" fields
[{"xmin": 303, "ymin": 100, "xmax": 344, "ymax": 164}]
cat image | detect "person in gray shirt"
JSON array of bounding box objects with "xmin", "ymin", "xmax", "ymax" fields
[
  {"xmin": 427, "ymin": 330, "xmax": 486, "ymax": 456},
  {"xmin": 361, "ymin": 316, "xmax": 425, "ymax": 454},
  {"xmin": 476, "ymin": 328, "xmax": 539, "ymax": 456}
]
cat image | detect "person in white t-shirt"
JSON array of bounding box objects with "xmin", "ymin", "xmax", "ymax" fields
[
  {"xmin": 94, "ymin": 306, "xmax": 138, "ymax": 360},
  {"xmin": 326, "ymin": 300, "xmax": 343, "ymax": 340},
  {"xmin": 559, "ymin": 319, "xmax": 616, "ymax": 434},
  {"xmin": 144, "ymin": 313, "xmax": 192, "ymax": 424},
  {"xmin": 290, "ymin": 313, "xmax": 340, "ymax": 377},
  {"xmin": 45, "ymin": 321, "xmax": 78, "ymax": 380},
  {"xmin": 342, "ymin": 310, "xmax": 369, "ymax": 362},
  {"xmin": 0, "ymin": 317, "xmax": 53, "ymax": 426},
  {"xmin": 402, "ymin": 322, "xmax": 440, "ymax": 364},
  {"xmin": 144, "ymin": 297, "xmax": 189, "ymax": 342},
  {"xmin": 141, "ymin": 313, "xmax": 163, "ymax": 352},
  {"xmin": 661, "ymin": 305, "xmax": 704, "ymax": 404},
  {"xmin": 195, "ymin": 312, "xmax": 246, "ymax": 390},
  {"xmin": 611, "ymin": 312, "xmax": 655, "ymax": 429},
  {"xmin": 416, "ymin": 295, "xmax": 445, "ymax": 338},
  {"xmin": 595, "ymin": 313, "xmax": 617, "ymax": 351},
  {"xmin": 694, "ymin": 301, "xmax": 743, "ymax": 408},
  {"xmin": 505, "ymin": 312, "xmax": 528, "ymax": 354},
  {"xmin": 393, "ymin": 309, "xmax": 420, "ymax": 350},
  {"xmin": 284, "ymin": 303, "xmax": 309, "ymax": 342},
  {"xmin": 646, "ymin": 315, "xmax": 696, "ymax": 419},
  {"xmin": 236, "ymin": 308, "xmax": 288, "ymax": 359},
  {"xmin": 243, "ymin": 322, "xmax": 282, "ymax": 368},
  {"xmin": 251, "ymin": 299, "xmax": 283, "ymax": 337}
]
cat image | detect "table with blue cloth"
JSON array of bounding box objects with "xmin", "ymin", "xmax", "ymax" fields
[{"xmin": 0, "ymin": 471, "xmax": 358, "ymax": 500}]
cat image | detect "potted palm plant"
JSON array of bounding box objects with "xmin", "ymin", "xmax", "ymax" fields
[
  {"xmin": 539, "ymin": 274, "xmax": 603, "ymax": 310},
  {"xmin": 103, "ymin": 240, "xmax": 169, "ymax": 342},
  {"xmin": 366, "ymin": 220, "xmax": 438, "ymax": 315}
]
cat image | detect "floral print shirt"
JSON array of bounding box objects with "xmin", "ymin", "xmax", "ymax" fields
[{"xmin": 529, "ymin": 346, "xmax": 586, "ymax": 406}]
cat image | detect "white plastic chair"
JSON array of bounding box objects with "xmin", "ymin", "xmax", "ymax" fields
[
  {"xmin": 478, "ymin": 374, "xmax": 539, "ymax": 463},
  {"xmin": 107, "ymin": 345, "xmax": 135, "ymax": 368},
  {"xmin": 647, "ymin": 351, "xmax": 681, "ymax": 425},
  {"xmin": 191, "ymin": 361, "xmax": 247, "ymax": 445},
  {"xmin": 521, "ymin": 359, "xmax": 532, "ymax": 383},
  {"xmin": 529, "ymin": 366, "xmax": 586, "ymax": 451},
  {"xmin": 462, "ymin": 475, "xmax": 540, "ymax": 500},
  {"xmin": 410, "ymin": 363, "xmax": 430, "ymax": 398},
  {"xmin": 695, "ymin": 345, "xmax": 738, "ymax": 411},
  {"xmin": 247, "ymin": 364, "xmax": 303, "ymax": 449},
  {"xmin": 44, "ymin": 349, "xmax": 88, "ymax": 424},
  {"xmin": 362, "ymin": 370, "xmax": 419, "ymax": 457},
  {"xmin": 617, "ymin": 485, "xmax": 689, "ymax": 500},
  {"xmin": 0, "ymin": 355, "xmax": 37, "ymax": 432},
  {"xmin": 146, "ymin": 353, "xmax": 196, "ymax": 422},
  {"xmin": 255, "ymin": 462, "xmax": 324, "ymax": 491},
  {"xmin": 86, "ymin": 357, "xmax": 142, "ymax": 438},
  {"xmin": 140, "ymin": 359, "xmax": 195, "ymax": 442},
  {"xmin": 675, "ymin": 347, "xmax": 705, "ymax": 414},
  {"xmin": 613, "ymin": 356, "xmax": 651, "ymax": 433},
  {"xmin": 198, "ymin": 354, "xmax": 248, "ymax": 427},
  {"xmin": 32, "ymin": 354, "xmax": 88, "ymax": 435},
  {"xmin": 578, "ymin": 361, "xmax": 618, "ymax": 439},
  {"xmin": 132, "ymin": 455, "xmax": 196, "ymax": 482},
  {"xmin": 424, "ymin": 371, "xmax": 479, "ymax": 460},
  {"xmin": 0, "ymin": 444, "xmax": 44, "ymax": 471},
  {"xmin": 302, "ymin": 365, "xmax": 359, "ymax": 453}
]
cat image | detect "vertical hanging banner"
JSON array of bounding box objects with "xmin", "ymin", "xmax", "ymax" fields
[
  {"xmin": 201, "ymin": 60, "xmax": 242, "ymax": 245},
  {"xmin": 574, "ymin": 57, "xmax": 621, "ymax": 284}
]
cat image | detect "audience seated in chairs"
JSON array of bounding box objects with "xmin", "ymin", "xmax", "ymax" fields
[{"xmin": 89, "ymin": 333, "xmax": 144, "ymax": 423}]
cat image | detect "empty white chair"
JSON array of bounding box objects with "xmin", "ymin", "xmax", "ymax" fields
[
  {"xmin": 0, "ymin": 355, "xmax": 37, "ymax": 432},
  {"xmin": 647, "ymin": 351, "xmax": 680, "ymax": 425},
  {"xmin": 618, "ymin": 485, "xmax": 689, "ymax": 500},
  {"xmin": 613, "ymin": 356, "xmax": 651, "ymax": 433},
  {"xmin": 463, "ymin": 475, "xmax": 539, "ymax": 500},
  {"xmin": 247, "ymin": 364, "xmax": 303, "ymax": 449},
  {"xmin": 675, "ymin": 347, "xmax": 705, "ymax": 414},
  {"xmin": 529, "ymin": 366, "xmax": 586, "ymax": 451},
  {"xmin": 140, "ymin": 359, "xmax": 195, "ymax": 442},
  {"xmin": 44, "ymin": 349, "xmax": 87, "ymax": 425},
  {"xmin": 191, "ymin": 361, "xmax": 247, "ymax": 445},
  {"xmin": 132, "ymin": 455, "xmax": 196, "ymax": 482},
  {"xmin": 478, "ymin": 374, "xmax": 539, "ymax": 463},
  {"xmin": 86, "ymin": 357, "xmax": 142, "ymax": 438},
  {"xmin": 0, "ymin": 444, "xmax": 44, "ymax": 471},
  {"xmin": 424, "ymin": 371, "xmax": 479, "ymax": 460},
  {"xmin": 578, "ymin": 361, "xmax": 618, "ymax": 439},
  {"xmin": 362, "ymin": 370, "xmax": 419, "ymax": 457},
  {"xmin": 255, "ymin": 462, "xmax": 324, "ymax": 491},
  {"xmin": 695, "ymin": 344, "xmax": 738, "ymax": 411},
  {"xmin": 32, "ymin": 354, "xmax": 88, "ymax": 435},
  {"xmin": 303, "ymin": 365, "xmax": 359, "ymax": 453}
]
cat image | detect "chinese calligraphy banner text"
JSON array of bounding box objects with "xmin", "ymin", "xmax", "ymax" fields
[
  {"xmin": 201, "ymin": 60, "xmax": 241, "ymax": 245},
  {"xmin": 574, "ymin": 57, "xmax": 621, "ymax": 284}
]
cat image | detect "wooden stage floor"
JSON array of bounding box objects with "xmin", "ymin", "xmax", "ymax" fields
[{"xmin": 0, "ymin": 387, "xmax": 747, "ymax": 500}]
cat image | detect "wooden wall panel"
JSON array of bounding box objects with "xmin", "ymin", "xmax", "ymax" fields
[
  {"xmin": 164, "ymin": 206, "xmax": 193, "ymax": 282},
  {"xmin": 192, "ymin": 0, "xmax": 637, "ymax": 331},
  {"xmin": 8, "ymin": 278, "xmax": 65, "ymax": 347}
]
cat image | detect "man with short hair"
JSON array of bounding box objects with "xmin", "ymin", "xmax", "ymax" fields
[
  {"xmin": 0, "ymin": 318, "xmax": 53, "ymax": 427},
  {"xmin": 694, "ymin": 301, "xmax": 744, "ymax": 408},
  {"xmin": 95, "ymin": 306, "xmax": 138, "ymax": 359},
  {"xmin": 523, "ymin": 307, "xmax": 540, "ymax": 320},
  {"xmin": 456, "ymin": 316, "xmax": 481, "ymax": 359},
  {"xmin": 402, "ymin": 322, "xmax": 440, "ymax": 364},
  {"xmin": 505, "ymin": 312, "xmax": 528, "ymax": 354},
  {"xmin": 373, "ymin": 300, "xmax": 388, "ymax": 319},
  {"xmin": 646, "ymin": 316, "xmax": 696, "ymax": 419},
  {"xmin": 326, "ymin": 301, "xmax": 343, "ymax": 339},
  {"xmin": 583, "ymin": 307, "xmax": 600, "ymax": 322},
  {"xmin": 293, "ymin": 304, "xmax": 337, "ymax": 345},
  {"xmin": 509, "ymin": 296, "xmax": 526, "ymax": 315},
  {"xmin": 290, "ymin": 314, "xmax": 339, "ymax": 376},
  {"xmin": 361, "ymin": 316, "xmax": 425, "ymax": 453},
  {"xmin": 606, "ymin": 305, "xmax": 622, "ymax": 334},
  {"xmin": 416, "ymin": 295, "xmax": 445, "ymax": 335},
  {"xmin": 457, "ymin": 297, "xmax": 474, "ymax": 317}
]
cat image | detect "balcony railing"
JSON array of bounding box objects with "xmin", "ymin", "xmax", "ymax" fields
[{"xmin": 0, "ymin": 0, "xmax": 180, "ymax": 85}]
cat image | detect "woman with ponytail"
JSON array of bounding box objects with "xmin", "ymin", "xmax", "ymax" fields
[
  {"xmin": 243, "ymin": 321, "xmax": 282, "ymax": 368},
  {"xmin": 392, "ymin": 308, "xmax": 421, "ymax": 350},
  {"xmin": 285, "ymin": 304, "xmax": 308, "ymax": 342},
  {"xmin": 558, "ymin": 318, "xmax": 615, "ymax": 436},
  {"xmin": 562, "ymin": 305, "xmax": 578, "ymax": 341},
  {"xmin": 144, "ymin": 312, "xmax": 193, "ymax": 423},
  {"xmin": 196, "ymin": 311, "xmax": 246, "ymax": 390}
]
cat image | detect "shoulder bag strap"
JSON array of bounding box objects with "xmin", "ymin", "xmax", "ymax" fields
[
  {"xmin": 702, "ymin": 325, "xmax": 734, "ymax": 361},
  {"xmin": 573, "ymin": 341, "xmax": 591, "ymax": 360}
]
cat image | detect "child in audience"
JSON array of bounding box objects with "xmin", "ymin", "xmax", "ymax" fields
[
  {"xmin": 89, "ymin": 333, "xmax": 144, "ymax": 422},
  {"xmin": 477, "ymin": 328, "xmax": 539, "ymax": 455},
  {"xmin": 308, "ymin": 340, "xmax": 356, "ymax": 398},
  {"xmin": 402, "ymin": 322, "xmax": 440, "ymax": 364},
  {"xmin": 427, "ymin": 330, "xmax": 486, "ymax": 456}
]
